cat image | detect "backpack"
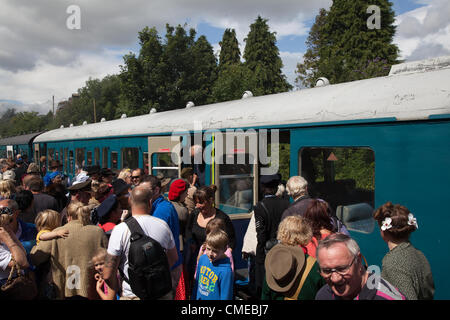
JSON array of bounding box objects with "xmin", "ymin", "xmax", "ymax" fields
[{"xmin": 123, "ymin": 217, "xmax": 172, "ymax": 300}]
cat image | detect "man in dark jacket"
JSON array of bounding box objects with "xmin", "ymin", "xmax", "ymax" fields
[
  {"xmin": 281, "ymin": 175, "xmax": 313, "ymax": 221},
  {"xmin": 254, "ymin": 173, "xmax": 290, "ymax": 298}
]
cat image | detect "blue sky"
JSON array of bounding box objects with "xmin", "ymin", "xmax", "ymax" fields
[{"xmin": 0, "ymin": 0, "xmax": 449, "ymax": 115}]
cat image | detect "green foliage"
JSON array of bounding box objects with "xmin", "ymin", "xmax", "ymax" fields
[
  {"xmin": 243, "ymin": 16, "xmax": 292, "ymax": 95},
  {"xmin": 218, "ymin": 28, "xmax": 241, "ymax": 71},
  {"xmin": 296, "ymin": 0, "xmax": 400, "ymax": 87}
]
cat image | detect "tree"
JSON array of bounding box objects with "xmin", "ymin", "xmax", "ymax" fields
[
  {"xmin": 218, "ymin": 28, "xmax": 241, "ymax": 72},
  {"xmin": 243, "ymin": 16, "xmax": 292, "ymax": 95},
  {"xmin": 296, "ymin": 0, "xmax": 400, "ymax": 87}
]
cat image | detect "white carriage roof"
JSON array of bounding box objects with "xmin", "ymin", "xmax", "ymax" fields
[{"xmin": 35, "ymin": 56, "xmax": 450, "ymax": 143}]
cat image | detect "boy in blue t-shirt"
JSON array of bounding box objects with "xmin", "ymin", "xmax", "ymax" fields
[{"xmin": 194, "ymin": 229, "xmax": 233, "ymax": 300}]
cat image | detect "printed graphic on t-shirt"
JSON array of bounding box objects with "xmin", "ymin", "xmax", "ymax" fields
[{"xmin": 198, "ymin": 265, "xmax": 218, "ymax": 296}]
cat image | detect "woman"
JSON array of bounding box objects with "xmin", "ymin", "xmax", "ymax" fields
[
  {"xmin": 184, "ymin": 185, "xmax": 236, "ymax": 294},
  {"xmin": 168, "ymin": 179, "xmax": 189, "ymax": 248},
  {"xmin": 261, "ymin": 216, "xmax": 325, "ymax": 300},
  {"xmin": 0, "ymin": 180, "xmax": 16, "ymax": 200},
  {"xmin": 302, "ymin": 199, "xmax": 335, "ymax": 257},
  {"xmin": 373, "ymin": 201, "xmax": 434, "ymax": 300}
]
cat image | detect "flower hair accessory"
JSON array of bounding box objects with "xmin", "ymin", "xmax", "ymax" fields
[
  {"xmin": 407, "ymin": 213, "xmax": 418, "ymax": 229},
  {"xmin": 381, "ymin": 217, "xmax": 392, "ymax": 231}
]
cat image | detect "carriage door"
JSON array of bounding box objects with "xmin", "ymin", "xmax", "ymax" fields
[
  {"xmin": 148, "ymin": 136, "xmax": 182, "ymax": 181},
  {"xmin": 214, "ymin": 130, "xmax": 258, "ymax": 215}
]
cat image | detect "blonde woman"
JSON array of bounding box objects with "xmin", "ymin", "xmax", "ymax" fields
[
  {"xmin": 30, "ymin": 201, "xmax": 108, "ymax": 299},
  {"xmin": 118, "ymin": 168, "xmax": 132, "ymax": 185},
  {"xmin": 261, "ymin": 215, "xmax": 325, "ymax": 300},
  {"xmin": 0, "ymin": 180, "xmax": 16, "ymax": 200}
]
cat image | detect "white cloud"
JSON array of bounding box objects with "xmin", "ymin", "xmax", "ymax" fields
[{"xmin": 394, "ymin": 0, "xmax": 450, "ymax": 60}]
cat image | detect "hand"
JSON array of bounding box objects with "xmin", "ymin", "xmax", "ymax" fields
[
  {"xmin": 120, "ymin": 210, "xmax": 130, "ymax": 222},
  {"xmin": 56, "ymin": 229, "xmax": 69, "ymax": 239},
  {"xmin": 95, "ymin": 273, "xmax": 102, "ymax": 281}
]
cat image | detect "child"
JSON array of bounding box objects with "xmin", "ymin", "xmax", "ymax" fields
[
  {"xmin": 195, "ymin": 218, "xmax": 234, "ymax": 278},
  {"xmin": 91, "ymin": 248, "xmax": 117, "ymax": 300},
  {"xmin": 34, "ymin": 209, "xmax": 69, "ymax": 299},
  {"xmin": 35, "ymin": 209, "xmax": 69, "ymax": 244},
  {"xmin": 194, "ymin": 229, "xmax": 234, "ymax": 300}
]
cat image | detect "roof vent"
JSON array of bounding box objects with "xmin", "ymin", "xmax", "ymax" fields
[
  {"xmin": 69, "ymin": 123, "xmax": 74, "ymax": 127},
  {"xmin": 186, "ymin": 101, "xmax": 195, "ymax": 109},
  {"xmin": 315, "ymin": 77, "xmax": 330, "ymax": 87},
  {"xmin": 242, "ymin": 91, "xmax": 253, "ymax": 99},
  {"xmin": 60, "ymin": 125, "xmax": 64, "ymax": 129},
  {"xmin": 82, "ymin": 121, "xmax": 88, "ymax": 125},
  {"xmin": 121, "ymin": 114, "xmax": 127, "ymax": 119},
  {"xmin": 150, "ymin": 108, "xmax": 157, "ymax": 114},
  {"xmin": 100, "ymin": 117, "xmax": 106, "ymax": 122}
]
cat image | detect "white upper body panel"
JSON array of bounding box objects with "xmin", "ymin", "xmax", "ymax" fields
[{"xmin": 35, "ymin": 57, "xmax": 450, "ymax": 143}]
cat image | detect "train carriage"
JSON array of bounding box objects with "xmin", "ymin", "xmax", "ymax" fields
[
  {"xmin": 0, "ymin": 131, "xmax": 43, "ymax": 161},
  {"xmin": 33, "ymin": 56, "xmax": 450, "ymax": 299}
]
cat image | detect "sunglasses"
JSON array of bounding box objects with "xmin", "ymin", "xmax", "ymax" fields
[
  {"xmin": 0, "ymin": 207, "xmax": 14, "ymax": 216},
  {"xmin": 131, "ymin": 176, "xmax": 140, "ymax": 179}
]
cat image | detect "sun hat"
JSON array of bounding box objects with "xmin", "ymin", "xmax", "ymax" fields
[{"xmin": 264, "ymin": 243, "xmax": 306, "ymax": 293}]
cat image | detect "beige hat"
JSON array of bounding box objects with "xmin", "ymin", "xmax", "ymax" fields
[{"xmin": 264, "ymin": 243, "xmax": 306, "ymax": 293}]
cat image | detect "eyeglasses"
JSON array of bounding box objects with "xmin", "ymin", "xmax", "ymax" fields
[
  {"xmin": 0, "ymin": 207, "xmax": 14, "ymax": 216},
  {"xmin": 319, "ymin": 256, "xmax": 357, "ymax": 278}
]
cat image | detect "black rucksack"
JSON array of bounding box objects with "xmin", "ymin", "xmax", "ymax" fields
[{"xmin": 123, "ymin": 217, "xmax": 172, "ymax": 300}]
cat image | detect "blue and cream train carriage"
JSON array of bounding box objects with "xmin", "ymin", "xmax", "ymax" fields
[
  {"xmin": 0, "ymin": 131, "xmax": 42, "ymax": 161},
  {"xmin": 27, "ymin": 56, "xmax": 450, "ymax": 299}
]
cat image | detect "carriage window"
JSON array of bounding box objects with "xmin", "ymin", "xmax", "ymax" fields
[
  {"xmin": 55, "ymin": 150, "xmax": 59, "ymax": 161},
  {"xmin": 75, "ymin": 148, "xmax": 85, "ymax": 170},
  {"xmin": 122, "ymin": 148, "xmax": 139, "ymax": 169},
  {"xmin": 94, "ymin": 148, "xmax": 100, "ymax": 166},
  {"xmin": 219, "ymin": 153, "xmax": 254, "ymax": 213},
  {"xmin": 102, "ymin": 147, "xmax": 108, "ymax": 168},
  {"xmin": 111, "ymin": 151, "xmax": 118, "ymax": 170},
  {"xmin": 86, "ymin": 151, "xmax": 93, "ymax": 166},
  {"xmin": 151, "ymin": 153, "xmax": 178, "ymax": 180},
  {"xmin": 300, "ymin": 147, "xmax": 375, "ymax": 234},
  {"xmin": 69, "ymin": 150, "xmax": 74, "ymax": 174}
]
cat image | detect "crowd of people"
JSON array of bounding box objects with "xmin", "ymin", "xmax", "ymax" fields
[{"xmin": 0, "ymin": 154, "xmax": 435, "ymax": 300}]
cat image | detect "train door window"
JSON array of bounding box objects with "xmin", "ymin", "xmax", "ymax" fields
[
  {"xmin": 60, "ymin": 148, "xmax": 63, "ymax": 165},
  {"xmin": 55, "ymin": 150, "xmax": 59, "ymax": 161},
  {"xmin": 102, "ymin": 147, "xmax": 108, "ymax": 168},
  {"xmin": 143, "ymin": 152, "xmax": 149, "ymax": 175},
  {"xmin": 122, "ymin": 148, "xmax": 139, "ymax": 169},
  {"xmin": 152, "ymin": 153, "xmax": 178, "ymax": 180},
  {"xmin": 299, "ymin": 147, "xmax": 375, "ymax": 234},
  {"xmin": 219, "ymin": 153, "xmax": 254, "ymax": 212},
  {"xmin": 94, "ymin": 148, "xmax": 100, "ymax": 166},
  {"xmin": 86, "ymin": 151, "xmax": 93, "ymax": 166},
  {"xmin": 64, "ymin": 149, "xmax": 68, "ymax": 174},
  {"xmin": 75, "ymin": 148, "xmax": 85, "ymax": 170},
  {"xmin": 48, "ymin": 149, "xmax": 54, "ymax": 162},
  {"xmin": 69, "ymin": 150, "xmax": 74, "ymax": 174},
  {"xmin": 111, "ymin": 151, "xmax": 118, "ymax": 170}
]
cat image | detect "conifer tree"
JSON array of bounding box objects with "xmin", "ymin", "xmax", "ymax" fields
[
  {"xmin": 218, "ymin": 28, "xmax": 241, "ymax": 71},
  {"xmin": 243, "ymin": 16, "xmax": 292, "ymax": 95},
  {"xmin": 296, "ymin": 0, "xmax": 400, "ymax": 87}
]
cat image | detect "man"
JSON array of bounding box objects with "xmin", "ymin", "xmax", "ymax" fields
[
  {"xmin": 315, "ymin": 233, "xmax": 406, "ymax": 300},
  {"xmin": 14, "ymin": 158, "xmax": 27, "ymax": 185},
  {"xmin": 100, "ymin": 168, "xmax": 116, "ymax": 185},
  {"xmin": 103, "ymin": 186, "xmax": 178, "ymax": 300},
  {"xmin": 141, "ymin": 175, "xmax": 182, "ymax": 293},
  {"xmin": 22, "ymin": 176, "xmax": 59, "ymax": 224},
  {"xmin": 0, "ymin": 199, "xmax": 36, "ymax": 271},
  {"xmin": 60, "ymin": 177, "xmax": 92, "ymax": 225},
  {"xmin": 281, "ymin": 175, "xmax": 313, "ymax": 221},
  {"xmin": 131, "ymin": 168, "xmax": 143, "ymax": 188},
  {"xmin": 180, "ymin": 167, "xmax": 197, "ymax": 214}
]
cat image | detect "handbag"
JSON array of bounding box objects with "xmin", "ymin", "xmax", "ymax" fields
[
  {"xmin": 242, "ymin": 211, "xmax": 257, "ymax": 256},
  {"xmin": 1, "ymin": 257, "xmax": 38, "ymax": 300}
]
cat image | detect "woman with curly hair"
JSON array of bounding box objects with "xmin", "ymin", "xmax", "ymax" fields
[{"xmin": 374, "ymin": 201, "xmax": 434, "ymax": 300}]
